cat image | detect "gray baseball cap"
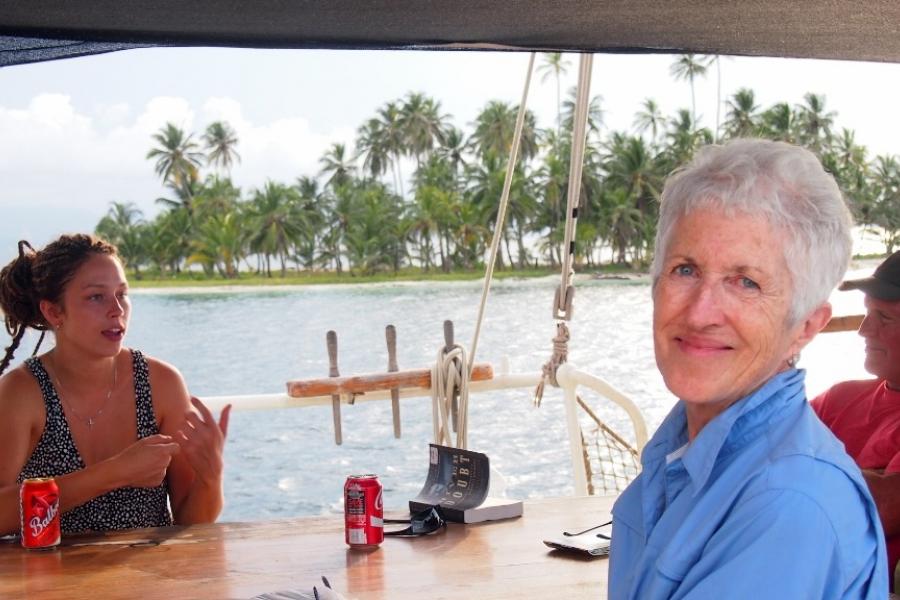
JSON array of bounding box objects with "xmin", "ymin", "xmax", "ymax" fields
[{"xmin": 839, "ymin": 250, "xmax": 900, "ymax": 301}]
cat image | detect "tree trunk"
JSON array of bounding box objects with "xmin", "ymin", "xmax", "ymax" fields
[
  {"xmin": 515, "ymin": 223, "xmax": 528, "ymax": 268},
  {"xmin": 438, "ymin": 232, "xmax": 448, "ymax": 273}
]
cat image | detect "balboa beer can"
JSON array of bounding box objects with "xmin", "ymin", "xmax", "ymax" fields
[
  {"xmin": 344, "ymin": 474, "xmax": 383, "ymax": 548},
  {"xmin": 20, "ymin": 477, "xmax": 61, "ymax": 549}
]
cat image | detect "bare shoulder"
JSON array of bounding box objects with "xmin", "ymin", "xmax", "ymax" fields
[
  {"xmin": 0, "ymin": 363, "xmax": 45, "ymax": 430},
  {"xmin": 140, "ymin": 353, "xmax": 191, "ymax": 418},
  {"xmin": 142, "ymin": 354, "xmax": 184, "ymax": 385}
]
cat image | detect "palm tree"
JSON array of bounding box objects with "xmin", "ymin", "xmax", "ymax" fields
[
  {"xmin": 601, "ymin": 187, "xmax": 645, "ymax": 265},
  {"xmin": 95, "ymin": 201, "xmax": 147, "ymax": 276},
  {"xmin": 604, "ymin": 136, "xmax": 662, "ymax": 220},
  {"xmin": 247, "ymin": 181, "xmax": 306, "ymax": 276},
  {"xmin": 723, "ymin": 88, "xmax": 760, "ymax": 139},
  {"xmin": 796, "ymin": 93, "xmax": 836, "ymax": 154},
  {"xmin": 150, "ymin": 206, "xmax": 192, "ymax": 274},
  {"xmin": 537, "ymin": 53, "xmax": 571, "ymax": 141},
  {"xmin": 400, "ymin": 92, "xmax": 449, "ymax": 169},
  {"xmin": 356, "ymin": 118, "xmax": 392, "ymax": 184},
  {"xmin": 192, "ymin": 175, "xmax": 241, "ymax": 223},
  {"xmin": 760, "ymin": 102, "xmax": 797, "ymax": 143},
  {"xmin": 155, "ymin": 168, "xmax": 201, "ymax": 218},
  {"xmin": 377, "ymin": 101, "xmax": 408, "ymax": 198},
  {"xmin": 669, "ymin": 54, "xmax": 711, "ymax": 125},
  {"xmin": 872, "ymin": 155, "xmax": 900, "ymax": 253},
  {"xmin": 825, "ymin": 128, "xmax": 870, "ymax": 223},
  {"xmin": 202, "ymin": 121, "xmax": 241, "ymax": 176},
  {"xmin": 188, "ymin": 211, "xmax": 246, "ymax": 278},
  {"xmin": 319, "ymin": 143, "xmax": 356, "ymax": 190},
  {"xmin": 663, "ymin": 109, "xmax": 714, "ymax": 170},
  {"xmin": 343, "ymin": 182, "xmax": 405, "ymax": 274},
  {"xmin": 633, "ymin": 98, "xmax": 664, "ymax": 147},
  {"xmin": 147, "ymin": 123, "xmax": 205, "ymax": 186},
  {"xmin": 469, "ymin": 101, "xmax": 539, "ymax": 163},
  {"xmin": 534, "ymin": 143, "xmax": 569, "ymax": 266},
  {"xmin": 560, "ymin": 87, "xmax": 604, "ymax": 138}
]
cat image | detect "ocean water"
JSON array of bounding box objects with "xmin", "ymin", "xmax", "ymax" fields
[{"xmin": 10, "ymin": 272, "xmax": 871, "ymax": 521}]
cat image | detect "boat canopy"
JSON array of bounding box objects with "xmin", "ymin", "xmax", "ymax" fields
[{"xmin": 2, "ymin": 1, "xmax": 900, "ymax": 67}]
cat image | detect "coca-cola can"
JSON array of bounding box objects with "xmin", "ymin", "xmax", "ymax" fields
[
  {"xmin": 344, "ymin": 474, "xmax": 383, "ymax": 549},
  {"xmin": 20, "ymin": 477, "xmax": 61, "ymax": 549}
]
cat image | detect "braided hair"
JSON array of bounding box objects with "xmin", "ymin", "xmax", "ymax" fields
[{"xmin": 0, "ymin": 234, "xmax": 118, "ymax": 375}]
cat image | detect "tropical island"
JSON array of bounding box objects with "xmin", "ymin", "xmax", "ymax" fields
[{"xmin": 94, "ymin": 54, "xmax": 899, "ymax": 286}]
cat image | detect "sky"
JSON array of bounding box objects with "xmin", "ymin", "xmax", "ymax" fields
[{"xmin": 1, "ymin": 47, "xmax": 900, "ymax": 255}]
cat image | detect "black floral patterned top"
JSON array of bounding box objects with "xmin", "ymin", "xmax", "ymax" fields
[{"xmin": 18, "ymin": 349, "xmax": 173, "ymax": 532}]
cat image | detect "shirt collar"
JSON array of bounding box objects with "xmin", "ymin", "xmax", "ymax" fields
[{"xmin": 644, "ymin": 368, "xmax": 807, "ymax": 492}]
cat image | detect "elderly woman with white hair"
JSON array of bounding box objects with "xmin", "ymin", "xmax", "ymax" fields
[{"xmin": 608, "ymin": 139, "xmax": 886, "ymax": 599}]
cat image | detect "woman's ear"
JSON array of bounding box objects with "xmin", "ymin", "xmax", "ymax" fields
[
  {"xmin": 39, "ymin": 299, "xmax": 63, "ymax": 329},
  {"xmin": 788, "ymin": 302, "xmax": 833, "ymax": 357}
]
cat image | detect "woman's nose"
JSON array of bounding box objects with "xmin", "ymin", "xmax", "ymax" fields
[
  {"xmin": 684, "ymin": 281, "xmax": 726, "ymax": 328},
  {"xmin": 109, "ymin": 297, "xmax": 125, "ymax": 316}
]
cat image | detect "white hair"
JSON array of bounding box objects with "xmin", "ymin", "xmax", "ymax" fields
[{"xmin": 650, "ymin": 138, "xmax": 853, "ymax": 325}]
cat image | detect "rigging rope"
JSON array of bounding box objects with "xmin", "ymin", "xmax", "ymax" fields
[
  {"xmin": 432, "ymin": 53, "xmax": 536, "ymax": 450},
  {"xmin": 534, "ymin": 53, "xmax": 593, "ymax": 406}
]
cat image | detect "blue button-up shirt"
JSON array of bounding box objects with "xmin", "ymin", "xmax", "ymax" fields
[{"xmin": 609, "ymin": 369, "xmax": 886, "ymax": 599}]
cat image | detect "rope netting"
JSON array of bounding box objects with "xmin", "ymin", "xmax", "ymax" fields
[{"xmin": 577, "ymin": 396, "xmax": 640, "ymax": 495}]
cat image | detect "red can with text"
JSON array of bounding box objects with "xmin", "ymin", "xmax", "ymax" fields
[
  {"xmin": 20, "ymin": 478, "xmax": 61, "ymax": 549},
  {"xmin": 344, "ymin": 474, "xmax": 383, "ymax": 549}
]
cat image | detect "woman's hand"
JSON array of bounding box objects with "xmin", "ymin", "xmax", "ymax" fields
[
  {"xmin": 109, "ymin": 434, "xmax": 181, "ymax": 488},
  {"xmin": 175, "ymin": 397, "xmax": 231, "ymax": 486}
]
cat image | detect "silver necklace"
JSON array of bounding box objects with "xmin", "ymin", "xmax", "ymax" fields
[{"xmin": 53, "ymin": 358, "xmax": 118, "ymax": 429}]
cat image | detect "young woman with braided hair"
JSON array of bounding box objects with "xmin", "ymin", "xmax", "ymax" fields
[{"xmin": 0, "ymin": 234, "xmax": 231, "ymax": 534}]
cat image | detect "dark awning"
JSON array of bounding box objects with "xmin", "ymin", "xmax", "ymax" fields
[{"xmin": 2, "ymin": 1, "xmax": 900, "ymax": 67}]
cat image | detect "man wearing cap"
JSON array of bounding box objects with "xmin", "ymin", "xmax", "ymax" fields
[{"xmin": 813, "ymin": 250, "xmax": 900, "ymax": 587}]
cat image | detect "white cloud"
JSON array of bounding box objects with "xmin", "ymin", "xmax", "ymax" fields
[{"xmin": 0, "ymin": 93, "xmax": 355, "ymax": 228}]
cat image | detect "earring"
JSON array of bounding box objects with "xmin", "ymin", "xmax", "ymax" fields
[{"xmin": 787, "ymin": 353, "xmax": 800, "ymax": 368}]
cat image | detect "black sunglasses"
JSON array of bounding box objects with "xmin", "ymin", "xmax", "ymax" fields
[
  {"xmin": 384, "ymin": 506, "xmax": 447, "ymax": 537},
  {"xmin": 563, "ymin": 519, "xmax": 612, "ymax": 539}
]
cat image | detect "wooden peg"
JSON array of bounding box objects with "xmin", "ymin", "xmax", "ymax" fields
[
  {"xmin": 443, "ymin": 319, "xmax": 455, "ymax": 351},
  {"xmin": 386, "ymin": 324, "xmax": 401, "ymax": 438},
  {"xmin": 327, "ymin": 330, "xmax": 342, "ymax": 445}
]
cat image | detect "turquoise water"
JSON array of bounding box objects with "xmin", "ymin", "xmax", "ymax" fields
[{"xmin": 9, "ymin": 275, "xmax": 868, "ymax": 521}]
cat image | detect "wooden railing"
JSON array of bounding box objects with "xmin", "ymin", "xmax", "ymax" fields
[{"xmin": 822, "ymin": 314, "xmax": 864, "ymax": 333}]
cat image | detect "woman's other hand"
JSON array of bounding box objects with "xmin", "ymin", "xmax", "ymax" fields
[{"xmin": 175, "ymin": 397, "xmax": 231, "ymax": 485}]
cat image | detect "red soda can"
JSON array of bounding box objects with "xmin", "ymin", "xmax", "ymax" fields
[
  {"xmin": 344, "ymin": 474, "xmax": 383, "ymax": 549},
  {"xmin": 20, "ymin": 477, "xmax": 61, "ymax": 549}
]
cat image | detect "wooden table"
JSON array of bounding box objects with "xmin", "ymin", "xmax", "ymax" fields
[{"xmin": 0, "ymin": 495, "xmax": 613, "ymax": 600}]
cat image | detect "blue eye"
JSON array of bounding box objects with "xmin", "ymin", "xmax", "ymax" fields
[
  {"xmin": 739, "ymin": 277, "xmax": 759, "ymax": 290},
  {"xmin": 674, "ymin": 264, "xmax": 695, "ymax": 277}
]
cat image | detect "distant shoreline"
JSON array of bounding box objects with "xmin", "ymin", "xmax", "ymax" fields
[
  {"xmin": 127, "ymin": 265, "xmax": 648, "ymax": 292},
  {"xmin": 128, "ymin": 267, "xmax": 652, "ymax": 294}
]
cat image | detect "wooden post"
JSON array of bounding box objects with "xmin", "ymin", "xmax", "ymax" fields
[
  {"xmin": 327, "ymin": 330, "xmax": 342, "ymax": 445},
  {"xmin": 386, "ymin": 325, "xmax": 401, "ymax": 439}
]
